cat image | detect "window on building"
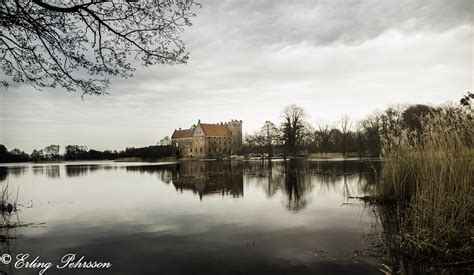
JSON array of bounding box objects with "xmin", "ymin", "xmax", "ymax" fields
[{"xmin": 200, "ymin": 148, "xmax": 202, "ymax": 152}]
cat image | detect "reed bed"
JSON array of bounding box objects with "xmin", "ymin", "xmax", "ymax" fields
[{"xmin": 376, "ymin": 106, "xmax": 473, "ymax": 266}]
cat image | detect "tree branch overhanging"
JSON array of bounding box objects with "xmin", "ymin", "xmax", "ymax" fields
[{"xmin": 0, "ymin": 0, "xmax": 200, "ymax": 96}]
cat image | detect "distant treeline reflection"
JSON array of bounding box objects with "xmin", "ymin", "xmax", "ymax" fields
[{"xmin": 0, "ymin": 160, "xmax": 379, "ymax": 212}]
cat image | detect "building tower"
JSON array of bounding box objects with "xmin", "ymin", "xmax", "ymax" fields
[{"xmin": 226, "ymin": 120, "xmax": 243, "ymax": 154}]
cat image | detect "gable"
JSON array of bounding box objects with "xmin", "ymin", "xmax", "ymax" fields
[{"xmin": 193, "ymin": 125, "xmax": 205, "ymax": 137}]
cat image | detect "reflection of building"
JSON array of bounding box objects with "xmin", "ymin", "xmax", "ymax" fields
[
  {"xmin": 172, "ymin": 161, "xmax": 243, "ymax": 200},
  {"xmin": 171, "ymin": 120, "xmax": 242, "ymax": 158}
]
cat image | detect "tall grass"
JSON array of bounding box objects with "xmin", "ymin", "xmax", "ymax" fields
[{"xmin": 376, "ymin": 105, "xmax": 473, "ymax": 265}]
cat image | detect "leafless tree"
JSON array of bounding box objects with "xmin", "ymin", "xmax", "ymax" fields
[
  {"xmin": 354, "ymin": 122, "xmax": 364, "ymax": 158},
  {"xmin": 158, "ymin": 136, "xmax": 171, "ymax": 146},
  {"xmin": 281, "ymin": 104, "xmax": 308, "ymax": 156},
  {"xmin": 340, "ymin": 114, "xmax": 352, "ymax": 156},
  {"xmin": 244, "ymin": 131, "xmax": 266, "ymax": 156},
  {"xmin": 316, "ymin": 123, "xmax": 332, "ymax": 153},
  {"xmin": 261, "ymin": 120, "xmax": 279, "ymax": 158},
  {"xmin": 0, "ymin": 0, "xmax": 199, "ymax": 96}
]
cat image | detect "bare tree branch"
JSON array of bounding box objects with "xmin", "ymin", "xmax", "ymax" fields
[{"xmin": 0, "ymin": 0, "xmax": 200, "ymax": 96}]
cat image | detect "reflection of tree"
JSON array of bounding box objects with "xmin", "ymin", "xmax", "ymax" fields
[
  {"xmin": 0, "ymin": 167, "xmax": 6, "ymax": 182},
  {"xmin": 32, "ymin": 165, "xmax": 62, "ymax": 178},
  {"xmin": 244, "ymin": 160, "xmax": 314, "ymax": 211},
  {"xmin": 65, "ymin": 165, "xmax": 102, "ymax": 178},
  {"xmin": 244, "ymin": 161, "xmax": 284, "ymax": 198},
  {"xmin": 32, "ymin": 165, "xmax": 44, "ymax": 176},
  {"xmin": 1, "ymin": 167, "xmax": 28, "ymax": 179},
  {"xmin": 44, "ymin": 165, "xmax": 60, "ymax": 178},
  {"xmin": 245, "ymin": 159, "xmax": 379, "ymax": 211},
  {"xmin": 283, "ymin": 162, "xmax": 312, "ymax": 211},
  {"xmin": 125, "ymin": 165, "xmax": 175, "ymax": 184}
]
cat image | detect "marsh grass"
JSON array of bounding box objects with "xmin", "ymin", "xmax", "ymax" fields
[
  {"xmin": 376, "ymin": 106, "xmax": 473, "ymax": 267},
  {"xmin": 0, "ymin": 183, "xmax": 18, "ymax": 233}
]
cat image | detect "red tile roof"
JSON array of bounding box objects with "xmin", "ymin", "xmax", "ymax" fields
[
  {"xmin": 172, "ymin": 129, "xmax": 193, "ymax": 139},
  {"xmin": 172, "ymin": 122, "xmax": 232, "ymax": 139},
  {"xmin": 200, "ymin": 123, "xmax": 232, "ymax": 137}
]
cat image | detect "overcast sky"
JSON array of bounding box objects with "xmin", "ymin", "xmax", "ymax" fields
[{"xmin": 1, "ymin": 0, "xmax": 472, "ymax": 153}]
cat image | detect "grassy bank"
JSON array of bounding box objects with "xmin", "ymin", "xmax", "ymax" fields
[
  {"xmin": 375, "ymin": 106, "xmax": 473, "ymax": 267},
  {"xmin": 308, "ymin": 152, "xmax": 378, "ymax": 159},
  {"xmin": 114, "ymin": 156, "xmax": 177, "ymax": 162}
]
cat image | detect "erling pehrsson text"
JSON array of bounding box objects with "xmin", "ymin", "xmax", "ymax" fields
[{"xmin": 15, "ymin": 253, "xmax": 111, "ymax": 274}]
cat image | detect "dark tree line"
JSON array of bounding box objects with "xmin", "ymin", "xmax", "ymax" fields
[
  {"xmin": 1, "ymin": 144, "xmax": 61, "ymax": 162},
  {"xmin": 0, "ymin": 144, "xmax": 173, "ymax": 163},
  {"xmin": 0, "ymin": 144, "xmax": 29, "ymax": 162},
  {"xmin": 117, "ymin": 145, "xmax": 173, "ymax": 160}
]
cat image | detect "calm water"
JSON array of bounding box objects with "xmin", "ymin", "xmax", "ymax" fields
[{"xmin": 0, "ymin": 159, "xmax": 384, "ymax": 275}]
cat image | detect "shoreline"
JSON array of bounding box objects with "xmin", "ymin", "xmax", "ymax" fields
[{"xmin": 0, "ymin": 155, "xmax": 382, "ymax": 165}]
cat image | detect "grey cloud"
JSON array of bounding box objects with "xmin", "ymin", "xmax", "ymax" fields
[{"xmin": 191, "ymin": 0, "xmax": 472, "ymax": 47}]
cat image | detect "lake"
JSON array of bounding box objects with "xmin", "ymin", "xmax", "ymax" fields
[{"xmin": 0, "ymin": 159, "xmax": 386, "ymax": 275}]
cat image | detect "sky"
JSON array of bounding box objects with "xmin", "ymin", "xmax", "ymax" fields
[{"xmin": 1, "ymin": 0, "xmax": 473, "ymax": 153}]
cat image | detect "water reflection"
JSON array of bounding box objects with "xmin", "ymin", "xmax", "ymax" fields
[
  {"xmin": 65, "ymin": 164, "xmax": 102, "ymax": 177},
  {"xmin": 0, "ymin": 166, "xmax": 27, "ymax": 180},
  {"xmin": 125, "ymin": 165, "xmax": 175, "ymax": 184},
  {"xmin": 0, "ymin": 167, "xmax": 6, "ymax": 182},
  {"xmin": 284, "ymin": 162, "xmax": 311, "ymax": 211},
  {"xmin": 30, "ymin": 165, "xmax": 62, "ymax": 179},
  {"xmin": 172, "ymin": 161, "xmax": 244, "ymax": 200},
  {"xmin": 119, "ymin": 160, "xmax": 378, "ymax": 211},
  {"xmin": 244, "ymin": 160, "xmax": 379, "ymax": 211},
  {"xmin": 0, "ymin": 159, "xmax": 383, "ymax": 275},
  {"xmin": 0, "ymin": 160, "xmax": 379, "ymax": 213}
]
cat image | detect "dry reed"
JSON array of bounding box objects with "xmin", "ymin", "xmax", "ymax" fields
[{"xmin": 376, "ymin": 105, "xmax": 473, "ymax": 265}]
